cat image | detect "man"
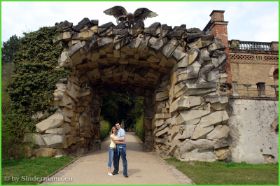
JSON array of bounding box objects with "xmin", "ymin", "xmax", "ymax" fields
[{"xmin": 113, "ymin": 123, "xmax": 128, "ymax": 177}]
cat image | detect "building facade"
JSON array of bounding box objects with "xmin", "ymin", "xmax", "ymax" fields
[{"xmin": 204, "ymin": 10, "xmax": 278, "ymax": 163}]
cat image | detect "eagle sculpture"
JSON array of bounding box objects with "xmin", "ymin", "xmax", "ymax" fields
[{"xmin": 104, "ymin": 6, "xmax": 158, "ymax": 29}]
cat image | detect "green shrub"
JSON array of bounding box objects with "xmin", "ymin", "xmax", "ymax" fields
[
  {"xmin": 100, "ymin": 120, "xmax": 111, "ymax": 140},
  {"xmin": 3, "ymin": 27, "xmax": 68, "ymax": 159},
  {"xmin": 135, "ymin": 115, "xmax": 144, "ymax": 141},
  {"xmin": 2, "ymin": 109, "xmax": 33, "ymax": 160}
]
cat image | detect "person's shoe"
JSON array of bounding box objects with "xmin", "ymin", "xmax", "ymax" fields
[
  {"xmin": 112, "ymin": 172, "xmax": 119, "ymax": 175},
  {"xmin": 108, "ymin": 172, "xmax": 113, "ymax": 176},
  {"xmin": 124, "ymin": 175, "xmax": 128, "ymax": 178}
]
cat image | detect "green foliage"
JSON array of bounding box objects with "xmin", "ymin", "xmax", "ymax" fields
[
  {"xmin": 2, "ymin": 27, "xmax": 68, "ymax": 159},
  {"xmin": 166, "ymin": 158, "xmax": 278, "ymax": 184},
  {"xmin": 2, "ymin": 35, "xmax": 20, "ymax": 64},
  {"xmin": 135, "ymin": 115, "xmax": 144, "ymax": 141},
  {"xmin": 2, "ymin": 62, "xmax": 14, "ymax": 116},
  {"xmin": 101, "ymin": 91, "xmax": 143, "ymax": 130},
  {"xmin": 9, "ymin": 27, "xmax": 68, "ymax": 114},
  {"xmin": 2, "ymin": 156, "xmax": 74, "ymax": 184},
  {"xmin": 100, "ymin": 120, "xmax": 111, "ymax": 140},
  {"xmin": 2, "ymin": 109, "xmax": 33, "ymax": 159}
]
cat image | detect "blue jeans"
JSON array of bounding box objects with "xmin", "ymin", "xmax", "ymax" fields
[
  {"xmin": 107, "ymin": 147, "xmax": 114, "ymax": 167},
  {"xmin": 113, "ymin": 144, "xmax": 128, "ymax": 176}
]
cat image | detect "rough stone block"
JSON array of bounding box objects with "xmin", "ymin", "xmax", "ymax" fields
[
  {"xmin": 205, "ymin": 96, "xmax": 228, "ymax": 104},
  {"xmin": 174, "ymin": 82, "xmax": 186, "ymax": 95},
  {"xmin": 176, "ymin": 109, "xmax": 210, "ymax": 125},
  {"xmin": 45, "ymin": 125, "xmax": 71, "ymax": 135},
  {"xmin": 188, "ymin": 38, "xmax": 203, "ymax": 49},
  {"xmin": 208, "ymin": 38, "xmax": 225, "ymax": 52},
  {"xmin": 155, "ymin": 113, "xmax": 171, "ymax": 119},
  {"xmin": 68, "ymin": 41, "xmax": 86, "ymax": 57},
  {"xmin": 214, "ymin": 148, "xmax": 230, "ymax": 160},
  {"xmin": 34, "ymin": 148, "xmax": 57, "ymax": 157},
  {"xmin": 207, "ymin": 70, "xmax": 219, "ymax": 82},
  {"xmin": 155, "ymin": 91, "xmax": 169, "ymax": 101},
  {"xmin": 24, "ymin": 133, "xmax": 45, "ymax": 146},
  {"xmin": 200, "ymin": 48, "xmax": 211, "ymax": 61},
  {"xmin": 206, "ymin": 125, "xmax": 230, "ymax": 139},
  {"xmin": 179, "ymin": 139, "xmax": 215, "ymax": 153},
  {"xmin": 36, "ymin": 113, "xmax": 64, "ymax": 133},
  {"xmin": 98, "ymin": 37, "xmax": 113, "ymax": 47},
  {"xmin": 58, "ymin": 51, "xmax": 71, "ymax": 67},
  {"xmin": 172, "ymin": 46, "xmax": 186, "ymax": 61},
  {"xmin": 180, "ymin": 149, "xmax": 216, "ymax": 162},
  {"xmin": 75, "ymin": 30, "xmax": 94, "ymax": 40},
  {"xmin": 155, "ymin": 127, "xmax": 169, "ymax": 137},
  {"xmin": 55, "ymin": 32, "xmax": 71, "ymax": 42},
  {"xmin": 162, "ymin": 39, "xmax": 178, "ymax": 58},
  {"xmin": 177, "ymin": 56, "xmax": 189, "ymax": 68},
  {"xmin": 42, "ymin": 134, "xmax": 65, "ymax": 148},
  {"xmin": 170, "ymin": 96, "xmax": 202, "ymax": 113},
  {"xmin": 191, "ymin": 124, "xmax": 214, "ymax": 139},
  {"xmin": 188, "ymin": 48, "xmax": 199, "ymax": 65},
  {"xmin": 176, "ymin": 123, "xmax": 196, "ymax": 140},
  {"xmin": 169, "ymin": 125, "xmax": 180, "ymax": 139},
  {"xmin": 155, "ymin": 137, "xmax": 167, "ymax": 144},
  {"xmin": 149, "ymin": 37, "xmax": 164, "ymax": 50},
  {"xmin": 199, "ymin": 111, "xmax": 229, "ymax": 127}
]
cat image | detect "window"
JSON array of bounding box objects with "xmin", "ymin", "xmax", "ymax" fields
[{"xmin": 256, "ymin": 82, "xmax": 265, "ymax": 96}]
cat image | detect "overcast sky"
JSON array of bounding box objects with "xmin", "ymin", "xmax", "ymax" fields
[{"xmin": 2, "ymin": 2, "xmax": 279, "ymax": 42}]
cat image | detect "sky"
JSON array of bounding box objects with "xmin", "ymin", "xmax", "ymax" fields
[{"xmin": 2, "ymin": 2, "xmax": 279, "ymax": 42}]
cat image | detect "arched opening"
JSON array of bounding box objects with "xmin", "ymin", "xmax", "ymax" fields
[
  {"xmin": 58, "ymin": 42, "xmax": 175, "ymax": 153},
  {"xmin": 32, "ymin": 15, "xmax": 231, "ymax": 161}
]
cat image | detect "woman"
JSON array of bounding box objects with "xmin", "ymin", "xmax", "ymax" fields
[{"xmin": 107, "ymin": 126, "xmax": 117, "ymax": 176}]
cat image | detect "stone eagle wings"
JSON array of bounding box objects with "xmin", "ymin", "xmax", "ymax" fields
[{"xmin": 104, "ymin": 6, "xmax": 158, "ymax": 28}]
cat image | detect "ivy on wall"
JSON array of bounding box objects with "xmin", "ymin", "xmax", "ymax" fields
[
  {"xmin": 3, "ymin": 27, "xmax": 68, "ymax": 158},
  {"xmin": 9, "ymin": 27, "xmax": 68, "ymax": 118}
]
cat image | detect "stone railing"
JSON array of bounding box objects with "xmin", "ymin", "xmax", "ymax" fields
[{"xmin": 229, "ymin": 40, "xmax": 278, "ymax": 52}]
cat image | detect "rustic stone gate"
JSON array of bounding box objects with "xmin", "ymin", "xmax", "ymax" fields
[{"xmin": 30, "ymin": 8, "xmax": 231, "ymax": 161}]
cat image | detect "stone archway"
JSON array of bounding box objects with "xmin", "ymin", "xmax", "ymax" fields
[{"xmin": 31, "ymin": 13, "xmax": 231, "ymax": 161}]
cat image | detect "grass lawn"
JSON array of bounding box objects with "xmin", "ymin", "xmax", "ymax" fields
[
  {"xmin": 2, "ymin": 156, "xmax": 74, "ymax": 185},
  {"xmin": 166, "ymin": 158, "xmax": 278, "ymax": 185}
]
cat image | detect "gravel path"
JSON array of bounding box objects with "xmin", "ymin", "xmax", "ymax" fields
[{"xmin": 43, "ymin": 132, "xmax": 193, "ymax": 184}]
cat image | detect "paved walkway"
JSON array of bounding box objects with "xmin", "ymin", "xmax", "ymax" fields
[{"xmin": 43, "ymin": 132, "xmax": 193, "ymax": 184}]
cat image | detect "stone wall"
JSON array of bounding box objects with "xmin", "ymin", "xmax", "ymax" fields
[
  {"xmin": 228, "ymin": 98, "xmax": 278, "ymax": 163},
  {"xmin": 25, "ymin": 16, "xmax": 231, "ymax": 160},
  {"xmin": 153, "ymin": 39, "xmax": 231, "ymax": 161}
]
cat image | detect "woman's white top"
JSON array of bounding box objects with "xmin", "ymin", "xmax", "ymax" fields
[{"xmin": 110, "ymin": 134, "xmax": 116, "ymax": 148}]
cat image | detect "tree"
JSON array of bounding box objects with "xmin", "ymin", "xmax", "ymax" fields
[
  {"xmin": 101, "ymin": 91, "xmax": 143, "ymax": 130},
  {"xmin": 2, "ymin": 35, "xmax": 20, "ymax": 64}
]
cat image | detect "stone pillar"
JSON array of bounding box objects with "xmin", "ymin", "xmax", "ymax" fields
[
  {"xmin": 232, "ymin": 81, "xmax": 239, "ymax": 97},
  {"xmin": 271, "ymin": 41, "xmax": 278, "ymax": 52},
  {"xmin": 203, "ymin": 10, "xmax": 232, "ymax": 86},
  {"xmin": 143, "ymin": 91, "xmax": 155, "ymax": 151},
  {"xmin": 90, "ymin": 91, "xmax": 102, "ymax": 151}
]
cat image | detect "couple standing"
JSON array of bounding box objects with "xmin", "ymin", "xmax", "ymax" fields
[{"xmin": 107, "ymin": 123, "xmax": 128, "ymax": 177}]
